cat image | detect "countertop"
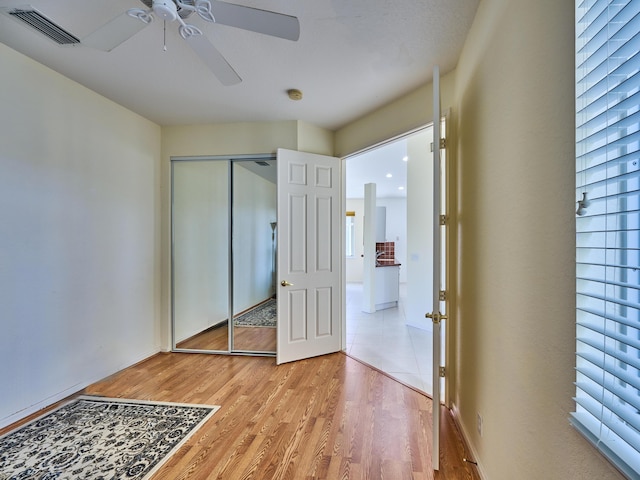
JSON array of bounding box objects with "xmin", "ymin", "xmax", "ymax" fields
[{"xmin": 376, "ymin": 260, "xmax": 401, "ymax": 267}]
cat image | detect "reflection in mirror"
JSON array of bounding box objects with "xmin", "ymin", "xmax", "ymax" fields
[
  {"xmin": 172, "ymin": 160, "xmax": 230, "ymax": 351},
  {"xmin": 232, "ymin": 160, "xmax": 277, "ymax": 353}
]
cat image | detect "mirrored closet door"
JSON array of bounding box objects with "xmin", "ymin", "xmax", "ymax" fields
[
  {"xmin": 172, "ymin": 159, "xmax": 230, "ymax": 351},
  {"xmin": 172, "ymin": 156, "xmax": 277, "ymax": 355},
  {"xmin": 231, "ymin": 160, "xmax": 277, "ymax": 353}
]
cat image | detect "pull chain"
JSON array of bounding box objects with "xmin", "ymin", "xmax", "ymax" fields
[{"xmin": 163, "ymin": 21, "xmax": 167, "ymax": 51}]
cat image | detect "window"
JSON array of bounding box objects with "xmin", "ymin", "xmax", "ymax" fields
[
  {"xmin": 346, "ymin": 212, "xmax": 356, "ymax": 257},
  {"xmin": 572, "ymin": 1, "xmax": 640, "ymax": 478}
]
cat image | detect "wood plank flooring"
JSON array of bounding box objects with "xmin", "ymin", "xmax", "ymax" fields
[
  {"xmin": 2, "ymin": 352, "xmax": 480, "ymax": 480},
  {"xmin": 177, "ymin": 324, "xmax": 276, "ymax": 352}
]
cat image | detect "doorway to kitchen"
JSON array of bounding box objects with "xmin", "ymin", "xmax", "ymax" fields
[{"xmin": 344, "ymin": 126, "xmax": 436, "ymax": 395}]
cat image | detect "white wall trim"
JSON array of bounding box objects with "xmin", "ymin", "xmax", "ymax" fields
[
  {"xmin": 0, "ymin": 348, "xmax": 160, "ymax": 430},
  {"xmin": 450, "ymin": 402, "xmax": 487, "ymax": 480}
]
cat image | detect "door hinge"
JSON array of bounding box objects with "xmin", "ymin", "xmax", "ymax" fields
[
  {"xmin": 439, "ymin": 366, "xmax": 446, "ymax": 378},
  {"xmin": 439, "ymin": 214, "xmax": 448, "ymax": 226},
  {"xmin": 439, "ymin": 290, "xmax": 447, "ymax": 302},
  {"xmin": 430, "ymin": 138, "xmax": 447, "ymax": 152}
]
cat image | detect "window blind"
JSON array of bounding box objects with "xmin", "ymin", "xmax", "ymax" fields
[{"xmin": 572, "ymin": 1, "xmax": 640, "ymax": 478}]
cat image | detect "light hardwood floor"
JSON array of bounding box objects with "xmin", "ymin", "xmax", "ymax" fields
[
  {"xmin": 177, "ymin": 324, "xmax": 277, "ymax": 352},
  {"xmin": 2, "ymin": 352, "xmax": 479, "ymax": 479}
]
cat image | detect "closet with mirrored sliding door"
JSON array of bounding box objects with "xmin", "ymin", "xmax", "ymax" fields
[{"xmin": 171, "ymin": 155, "xmax": 277, "ymax": 356}]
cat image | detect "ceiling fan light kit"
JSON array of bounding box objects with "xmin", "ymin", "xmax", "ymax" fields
[{"xmin": 2, "ymin": 1, "xmax": 300, "ymax": 86}]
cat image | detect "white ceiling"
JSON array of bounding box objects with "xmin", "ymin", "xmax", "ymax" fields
[
  {"xmin": 0, "ymin": 0, "xmax": 478, "ymax": 131},
  {"xmin": 346, "ymin": 139, "xmax": 408, "ymax": 199}
]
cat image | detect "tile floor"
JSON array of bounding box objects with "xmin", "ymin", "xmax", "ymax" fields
[{"xmin": 344, "ymin": 282, "xmax": 434, "ymax": 395}]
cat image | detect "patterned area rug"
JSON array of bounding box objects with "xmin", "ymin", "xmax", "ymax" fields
[
  {"xmin": 234, "ymin": 298, "xmax": 277, "ymax": 327},
  {"xmin": 0, "ymin": 396, "xmax": 219, "ymax": 480}
]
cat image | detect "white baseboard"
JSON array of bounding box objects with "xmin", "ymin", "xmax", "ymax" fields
[
  {"xmin": 0, "ymin": 347, "xmax": 161, "ymax": 431},
  {"xmin": 0, "ymin": 383, "xmax": 85, "ymax": 431},
  {"xmin": 450, "ymin": 402, "xmax": 488, "ymax": 480}
]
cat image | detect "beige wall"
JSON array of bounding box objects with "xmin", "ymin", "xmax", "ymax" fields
[
  {"xmin": 161, "ymin": 122, "xmax": 299, "ymax": 158},
  {"xmin": 0, "ymin": 43, "xmax": 162, "ymax": 428},
  {"xmin": 334, "ymin": 71, "xmax": 455, "ymax": 158},
  {"xmin": 451, "ymin": 0, "xmax": 623, "ymax": 478},
  {"xmin": 297, "ymin": 120, "xmax": 336, "ymax": 155}
]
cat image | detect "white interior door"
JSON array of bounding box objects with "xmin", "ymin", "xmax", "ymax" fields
[
  {"xmin": 276, "ymin": 148, "xmax": 341, "ymax": 364},
  {"xmin": 429, "ymin": 65, "xmax": 446, "ymax": 471}
]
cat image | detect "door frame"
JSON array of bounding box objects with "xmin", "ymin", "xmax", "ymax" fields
[
  {"xmin": 339, "ymin": 117, "xmax": 451, "ymax": 402},
  {"xmin": 170, "ymin": 153, "xmax": 277, "ymax": 357},
  {"xmin": 340, "ymin": 114, "xmax": 451, "ymax": 472}
]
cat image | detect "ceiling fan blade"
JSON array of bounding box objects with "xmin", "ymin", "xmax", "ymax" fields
[
  {"xmin": 184, "ymin": 33, "xmax": 242, "ymax": 85},
  {"xmin": 82, "ymin": 11, "xmax": 151, "ymax": 52},
  {"xmin": 209, "ymin": 1, "xmax": 299, "ymax": 41}
]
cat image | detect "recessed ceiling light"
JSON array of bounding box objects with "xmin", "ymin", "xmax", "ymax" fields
[
  {"xmin": 386, "ymin": 173, "xmax": 393, "ymax": 178},
  {"xmin": 402, "ymin": 156, "xmax": 408, "ymax": 162},
  {"xmin": 398, "ymin": 186, "xmax": 405, "ymax": 190}
]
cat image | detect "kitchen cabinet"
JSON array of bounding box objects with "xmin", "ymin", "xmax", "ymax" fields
[{"xmin": 374, "ymin": 264, "xmax": 400, "ymax": 310}]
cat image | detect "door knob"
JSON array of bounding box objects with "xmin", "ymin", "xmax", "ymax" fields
[
  {"xmin": 425, "ymin": 312, "xmax": 447, "ymax": 324},
  {"xmin": 281, "ymin": 280, "xmax": 294, "ymax": 287}
]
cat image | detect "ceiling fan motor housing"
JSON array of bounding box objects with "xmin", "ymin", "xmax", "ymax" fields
[
  {"xmin": 140, "ymin": 0, "xmax": 195, "ymax": 19},
  {"xmin": 152, "ymin": 0, "xmax": 179, "ymax": 21}
]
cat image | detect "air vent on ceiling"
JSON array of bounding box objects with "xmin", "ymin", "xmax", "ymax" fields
[
  {"xmin": 1, "ymin": 6, "xmax": 80, "ymax": 45},
  {"xmin": 255, "ymin": 161, "xmax": 270, "ymax": 166}
]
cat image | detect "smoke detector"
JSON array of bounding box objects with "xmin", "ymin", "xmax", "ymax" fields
[{"xmin": 287, "ymin": 89, "xmax": 303, "ymax": 101}]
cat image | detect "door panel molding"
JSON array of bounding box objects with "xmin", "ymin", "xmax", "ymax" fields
[{"xmin": 276, "ymin": 148, "xmax": 341, "ymax": 364}]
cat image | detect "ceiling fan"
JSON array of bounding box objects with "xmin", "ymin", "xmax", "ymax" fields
[
  {"xmin": 2, "ymin": 0, "xmax": 299, "ymax": 86},
  {"xmin": 86, "ymin": 0, "xmax": 299, "ymax": 85}
]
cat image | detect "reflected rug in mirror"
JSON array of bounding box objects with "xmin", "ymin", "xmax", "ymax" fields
[
  {"xmin": 234, "ymin": 298, "xmax": 277, "ymax": 327},
  {"xmin": 0, "ymin": 396, "xmax": 220, "ymax": 479}
]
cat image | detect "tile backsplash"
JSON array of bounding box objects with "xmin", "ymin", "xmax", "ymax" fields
[{"xmin": 376, "ymin": 242, "xmax": 395, "ymax": 262}]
